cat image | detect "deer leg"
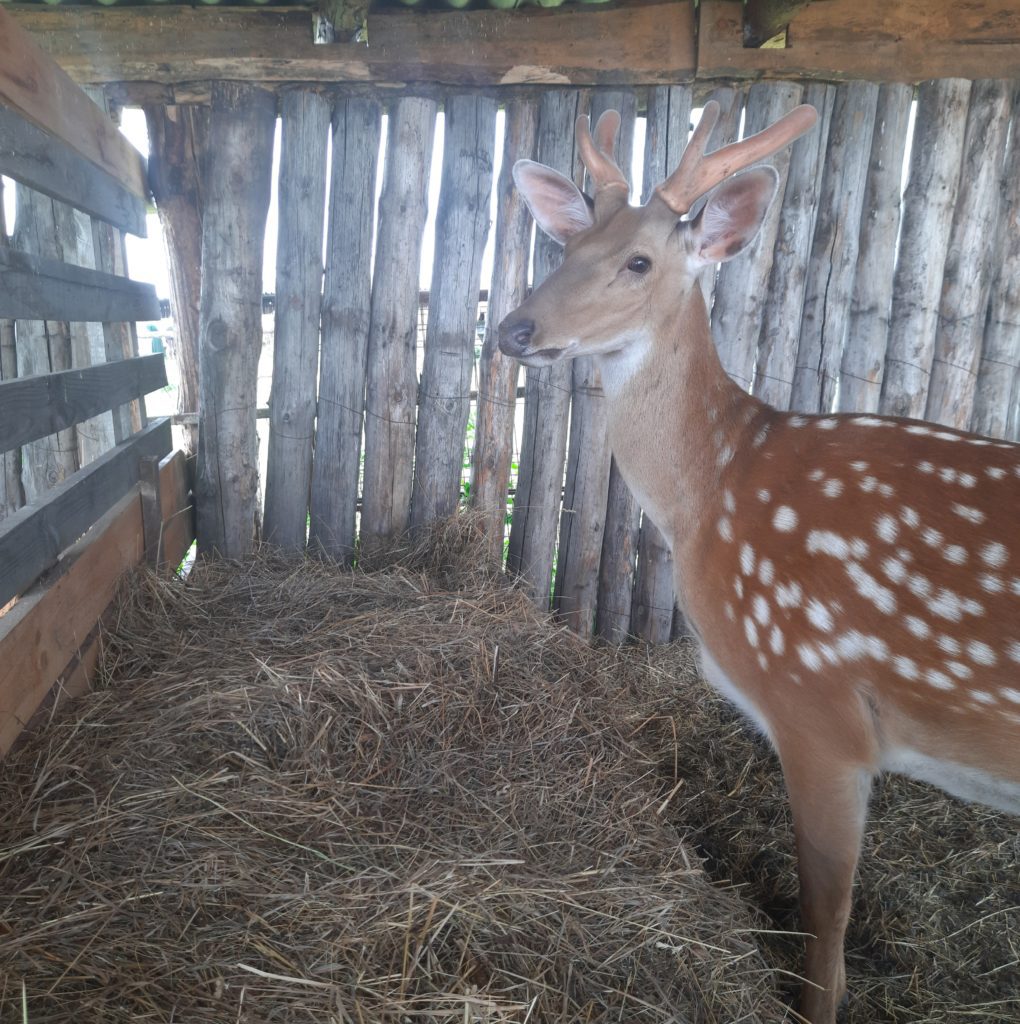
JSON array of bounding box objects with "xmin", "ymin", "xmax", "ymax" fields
[{"xmin": 776, "ymin": 740, "xmax": 873, "ymax": 1024}]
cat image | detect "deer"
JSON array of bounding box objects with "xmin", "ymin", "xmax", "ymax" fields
[{"xmin": 497, "ymin": 101, "xmax": 1020, "ymax": 1023}]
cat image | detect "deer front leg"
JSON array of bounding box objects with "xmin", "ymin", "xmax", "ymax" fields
[{"xmin": 776, "ymin": 736, "xmax": 873, "ymax": 1024}]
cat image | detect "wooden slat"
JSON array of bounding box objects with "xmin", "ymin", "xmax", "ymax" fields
[
  {"xmin": 0, "ymin": 417, "xmax": 171, "ymax": 609},
  {"xmin": 10, "ymin": 2, "xmax": 696, "ymax": 89},
  {"xmin": 411, "ymin": 94, "xmax": 497, "ymax": 532},
  {"xmin": 158, "ymin": 450, "xmax": 195, "ymax": 571},
  {"xmin": 0, "ymin": 106, "xmax": 147, "ymax": 237},
  {"xmin": 308, "ymin": 97, "xmax": 381, "ymax": 562},
  {"xmin": 0, "ymin": 450, "xmax": 191, "ymax": 756},
  {"xmin": 360, "ymin": 96, "xmax": 437, "ymax": 557},
  {"xmin": 0, "ymin": 354, "xmax": 166, "ymax": 454},
  {"xmin": 263, "ymin": 89, "xmax": 331, "ymax": 551},
  {"xmin": 699, "ymin": 0, "xmax": 1020, "ymax": 83},
  {"xmin": 0, "ymin": 7, "xmax": 147, "ymax": 199},
  {"xmin": 0, "ymin": 244, "xmax": 160, "ymax": 323}
]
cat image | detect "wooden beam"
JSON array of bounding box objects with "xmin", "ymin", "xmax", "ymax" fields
[
  {"xmin": 7, "ymin": 2, "xmax": 696, "ymax": 89},
  {"xmin": 700, "ymin": 0, "xmax": 1020, "ymax": 82},
  {"xmin": 0, "ymin": 354, "xmax": 167, "ymax": 454},
  {"xmin": 0, "ymin": 245, "xmax": 160, "ymax": 323},
  {"xmin": 0, "ymin": 417, "xmax": 172, "ymax": 609},
  {"xmin": 0, "ymin": 106, "xmax": 147, "ymax": 237},
  {"xmin": 0, "ymin": 7, "xmax": 147, "ymax": 198},
  {"xmin": 743, "ymin": 0, "xmax": 818, "ymax": 47}
]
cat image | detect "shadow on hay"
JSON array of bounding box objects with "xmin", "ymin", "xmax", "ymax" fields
[{"xmin": 0, "ymin": 518, "xmax": 1016, "ymax": 1023}]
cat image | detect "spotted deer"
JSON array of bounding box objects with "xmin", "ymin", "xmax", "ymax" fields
[{"xmin": 498, "ymin": 102, "xmax": 1020, "ymax": 1023}]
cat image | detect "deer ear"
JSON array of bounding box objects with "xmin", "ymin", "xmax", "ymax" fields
[
  {"xmin": 689, "ymin": 167, "xmax": 779, "ymax": 266},
  {"xmin": 513, "ymin": 160, "xmax": 594, "ymax": 245}
]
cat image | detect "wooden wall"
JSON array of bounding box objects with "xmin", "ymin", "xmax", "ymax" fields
[{"xmin": 159, "ymin": 78, "xmax": 1020, "ymax": 640}]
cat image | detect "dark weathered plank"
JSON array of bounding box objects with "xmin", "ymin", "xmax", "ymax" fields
[
  {"xmin": 789, "ymin": 80, "xmax": 877, "ymax": 413},
  {"xmin": 470, "ymin": 95, "xmax": 539, "ymax": 562},
  {"xmin": 837, "ymin": 82, "xmax": 913, "ymax": 413},
  {"xmin": 360, "ymin": 96, "xmax": 437, "ymax": 557},
  {"xmin": 925, "ymin": 80, "xmax": 1013, "ymax": 431},
  {"xmin": 754, "ymin": 81, "xmax": 833, "ymax": 410},
  {"xmin": 0, "ymin": 354, "xmax": 166, "ymax": 454},
  {"xmin": 0, "ymin": 7, "xmax": 147, "ymax": 199},
  {"xmin": 12, "ymin": 3, "xmax": 696, "ymax": 89},
  {"xmin": 879, "ymin": 79, "xmax": 971, "ymax": 419},
  {"xmin": 309, "ymin": 97, "xmax": 381, "ymax": 562},
  {"xmin": 505, "ymin": 89, "xmax": 585, "ymax": 609},
  {"xmin": 194, "ymin": 82, "xmax": 276, "ymax": 558},
  {"xmin": 0, "ymin": 244, "xmax": 160, "ymax": 323},
  {"xmin": 263, "ymin": 89, "xmax": 331, "ymax": 551},
  {"xmin": 0, "ymin": 417, "xmax": 171, "ymax": 609},
  {"xmin": 0, "ymin": 106, "xmax": 147, "ymax": 237},
  {"xmin": 0, "ymin": 181, "xmax": 20, "ymax": 518},
  {"xmin": 972, "ymin": 95, "xmax": 1020, "ymax": 441},
  {"xmin": 411, "ymin": 94, "xmax": 497, "ymax": 531}
]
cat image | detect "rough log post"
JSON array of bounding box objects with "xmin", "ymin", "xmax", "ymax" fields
[
  {"xmin": 879, "ymin": 79, "xmax": 971, "ymax": 420},
  {"xmin": 263, "ymin": 89, "xmax": 331, "ymax": 550},
  {"xmin": 505, "ymin": 89, "xmax": 585, "ymax": 608},
  {"xmin": 790, "ymin": 81, "xmax": 877, "ymax": 413},
  {"xmin": 972, "ymin": 92, "xmax": 1020, "ymax": 440},
  {"xmin": 837, "ymin": 83, "xmax": 913, "ymax": 414},
  {"xmin": 702, "ymin": 86, "xmax": 744, "ymax": 314},
  {"xmin": 925, "ymin": 80, "xmax": 1013, "ymax": 430},
  {"xmin": 144, "ymin": 102, "xmax": 208, "ymax": 455},
  {"xmin": 12, "ymin": 186, "xmax": 79, "ymax": 503},
  {"xmin": 754, "ymin": 81, "xmax": 833, "ymax": 410},
  {"xmin": 195, "ymin": 82, "xmax": 276, "ymax": 558},
  {"xmin": 411, "ymin": 94, "xmax": 497, "ymax": 531},
  {"xmin": 556, "ymin": 89, "xmax": 635, "ymax": 641},
  {"xmin": 0, "ymin": 182, "xmax": 22, "ymax": 519},
  {"xmin": 360, "ymin": 96, "xmax": 437, "ymax": 557},
  {"xmin": 712, "ymin": 80, "xmax": 802, "ymax": 392},
  {"xmin": 470, "ymin": 96, "xmax": 539, "ymax": 562},
  {"xmin": 593, "ymin": 90, "xmax": 641, "ymax": 645},
  {"xmin": 630, "ymin": 84, "xmax": 692, "ymax": 644},
  {"xmin": 308, "ymin": 97, "xmax": 381, "ymax": 561}
]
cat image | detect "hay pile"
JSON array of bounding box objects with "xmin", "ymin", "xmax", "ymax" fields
[{"xmin": 0, "ymin": 525, "xmax": 787, "ymax": 1024}]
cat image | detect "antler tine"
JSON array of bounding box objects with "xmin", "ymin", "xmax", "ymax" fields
[
  {"xmin": 575, "ymin": 111, "xmax": 629, "ymax": 198},
  {"xmin": 657, "ymin": 103, "xmax": 818, "ymax": 215}
]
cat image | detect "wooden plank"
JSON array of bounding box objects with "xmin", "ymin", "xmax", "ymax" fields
[
  {"xmin": 879, "ymin": 79, "xmax": 971, "ymax": 420},
  {"xmin": 0, "ymin": 179, "xmax": 24, "ymax": 520},
  {"xmin": 308, "ymin": 97, "xmax": 381, "ymax": 562},
  {"xmin": 360, "ymin": 96, "xmax": 437, "ymax": 557},
  {"xmin": 158, "ymin": 450, "xmax": 196, "ymax": 571},
  {"xmin": 972, "ymin": 98, "xmax": 1020, "ymax": 441},
  {"xmin": 711, "ymin": 80, "xmax": 803, "ymax": 393},
  {"xmin": 754, "ymin": 81, "xmax": 833, "ymax": 410},
  {"xmin": 0, "ymin": 7, "xmax": 147, "ymax": 199},
  {"xmin": 0, "ymin": 354, "xmax": 166, "ymax": 454},
  {"xmin": 0, "ymin": 244, "xmax": 159, "ymax": 323},
  {"xmin": 925, "ymin": 80, "xmax": 1014, "ymax": 431},
  {"xmin": 789, "ymin": 80, "xmax": 877, "ymax": 413},
  {"xmin": 505, "ymin": 89, "xmax": 585, "ymax": 609},
  {"xmin": 0, "ymin": 417, "xmax": 171, "ymax": 609},
  {"xmin": 470, "ymin": 95, "xmax": 538, "ymax": 563},
  {"xmin": 836, "ymin": 83, "xmax": 913, "ymax": 414},
  {"xmin": 0, "ymin": 106, "xmax": 147, "ymax": 237},
  {"xmin": 743, "ymin": 0, "xmax": 819, "ymax": 47},
  {"xmin": 0, "ymin": 449, "xmax": 188, "ymax": 755},
  {"xmin": 194, "ymin": 83, "xmax": 276, "ymax": 559},
  {"xmin": 263, "ymin": 89, "xmax": 331, "ymax": 551},
  {"xmin": 10, "ymin": 2, "xmax": 696, "ymax": 89},
  {"xmin": 698, "ymin": 0, "xmax": 1020, "ymax": 83},
  {"xmin": 556, "ymin": 90, "xmax": 635, "ymax": 642},
  {"xmin": 411, "ymin": 94, "xmax": 497, "ymax": 532}
]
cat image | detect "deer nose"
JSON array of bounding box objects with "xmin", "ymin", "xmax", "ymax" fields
[{"xmin": 499, "ymin": 317, "xmax": 535, "ymax": 357}]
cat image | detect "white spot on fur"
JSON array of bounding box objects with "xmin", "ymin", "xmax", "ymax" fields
[
  {"xmin": 882, "ymin": 557, "xmax": 908, "ymax": 584},
  {"xmin": 816, "ymin": 418, "xmax": 839, "ymax": 430},
  {"xmin": 757, "ymin": 488, "xmax": 771, "ymax": 503},
  {"xmin": 734, "ymin": 576, "xmax": 744, "ymax": 599},
  {"xmin": 904, "ymin": 615, "xmax": 930, "ymax": 639},
  {"xmin": 723, "ymin": 489, "xmax": 736, "ymax": 513},
  {"xmin": 952, "ymin": 503, "xmax": 985, "ymax": 524},
  {"xmin": 875, "ymin": 514, "xmax": 898, "ymax": 544},
  {"xmin": 986, "ymin": 466, "xmax": 1007, "ymax": 480},
  {"xmin": 850, "ymin": 461, "xmax": 869, "ymax": 472},
  {"xmin": 936, "ymin": 634, "xmax": 961, "ymax": 656},
  {"xmin": 918, "ymin": 461, "xmax": 935, "ymax": 474},
  {"xmin": 948, "ymin": 661, "xmax": 973, "ymax": 680},
  {"xmin": 718, "ymin": 517, "xmax": 734, "ymax": 542},
  {"xmin": 846, "ymin": 562, "xmax": 897, "ymax": 614},
  {"xmin": 740, "ymin": 543, "xmax": 756, "ymax": 576},
  {"xmin": 900, "ymin": 507, "xmax": 920, "ymax": 529},
  {"xmin": 925, "ymin": 669, "xmax": 955, "ymax": 691},
  {"xmin": 966, "ymin": 640, "xmax": 997, "ymax": 666},
  {"xmin": 979, "ymin": 573, "xmax": 1004, "ymax": 594},
  {"xmin": 1006, "ymin": 642, "xmax": 1020, "ymax": 664},
  {"xmin": 789, "ymin": 416, "xmax": 807, "ymax": 428},
  {"xmin": 797, "ymin": 644, "xmax": 823, "ymax": 671},
  {"xmin": 943, "ymin": 544, "xmax": 967, "ymax": 565},
  {"xmin": 769, "ymin": 625, "xmax": 785, "ymax": 655},
  {"xmin": 859, "ymin": 476, "xmax": 879, "ymax": 493},
  {"xmin": 822, "ymin": 478, "xmax": 844, "ymax": 498},
  {"xmin": 752, "ymin": 594, "xmax": 771, "ymax": 626},
  {"xmin": 805, "ymin": 598, "xmax": 834, "ymax": 632},
  {"xmin": 892, "ymin": 655, "xmax": 920, "ymax": 680},
  {"xmin": 980, "ymin": 541, "xmax": 1008, "ymax": 568},
  {"xmin": 775, "ymin": 581, "xmax": 803, "ymax": 609},
  {"xmin": 757, "ymin": 558, "xmax": 775, "ymax": 587},
  {"xmin": 921, "ymin": 527, "xmax": 943, "ymax": 548},
  {"xmin": 1002, "ymin": 687, "xmax": 1020, "ymax": 703},
  {"xmin": 773, "ymin": 506, "xmax": 798, "ymax": 532},
  {"xmin": 744, "ymin": 616, "xmax": 759, "ymax": 648}
]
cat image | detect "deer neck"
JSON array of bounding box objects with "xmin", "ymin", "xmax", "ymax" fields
[{"xmin": 600, "ymin": 288, "xmax": 763, "ymax": 565}]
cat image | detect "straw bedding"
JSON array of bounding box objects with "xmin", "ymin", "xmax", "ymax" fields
[{"xmin": 1, "ymin": 520, "xmax": 1017, "ymax": 1022}]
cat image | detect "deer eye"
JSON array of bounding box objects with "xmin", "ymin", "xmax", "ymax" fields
[{"xmin": 626, "ymin": 255, "xmax": 652, "ymax": 274}]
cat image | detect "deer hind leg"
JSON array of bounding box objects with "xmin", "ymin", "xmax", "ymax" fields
[{"xmin": 775, "ymin": 736, "xmax": 874, "ymax": 1024}]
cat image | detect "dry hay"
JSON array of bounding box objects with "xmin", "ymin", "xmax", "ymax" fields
[
  {"xmin": 1, "ymin": 520, "xmax": 1016, "ymax": 1023},
  {"xmin": 0, "ymin": 523, "xmax": 786, "ymax": 1024}
]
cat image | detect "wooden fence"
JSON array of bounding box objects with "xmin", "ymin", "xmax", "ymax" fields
[
  {"xmin": 0, "ymin": 9, "xmax": 195, "ymax": 754},
  {"xmin": 117, "ymin": 78, "xmax": 1020, "ymax": 641}
]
